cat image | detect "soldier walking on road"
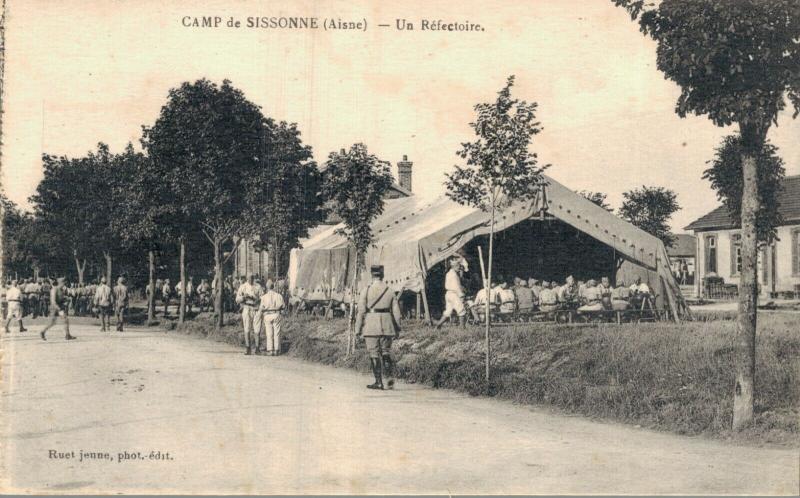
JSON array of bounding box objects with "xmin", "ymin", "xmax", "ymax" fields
[
  {"xmin": 113, "ymin": 277, "xmax": 129, "ymax": 332},
  {"xmin": 40, "ymin": 277, "xmax": 76, "ymax": 341},
  {"xmin": 354, "ymin": 265, "xmax": 401, "ymax": 390}
]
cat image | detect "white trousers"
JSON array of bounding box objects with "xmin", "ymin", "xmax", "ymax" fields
[
  {"xmin": 263, "ymin": 312, "xmax": 282, "ymax": 353},
  {"xmin": 241, "ymin": 306, "xmax": 260, "ymax": 345}
]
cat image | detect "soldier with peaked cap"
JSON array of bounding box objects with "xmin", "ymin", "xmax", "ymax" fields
[
  {"xmin": 41, "ymin": 277, "xmax": 76, "ymax": 341},
  {"xmin": 355, "ymin": 265, "xmax": 401, "ymax": 390}
]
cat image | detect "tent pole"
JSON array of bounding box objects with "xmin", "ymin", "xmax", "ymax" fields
[
  {"xmin": 416, "ymin": 292, "xmax": 421, "ymax": 321},
  {"xmin": 420, "ymin": 273, "xmax": 433, "ymax": 325},
  {"xmin": 662, "ymin": 274, "xmax": 681, "ymax": 323}
]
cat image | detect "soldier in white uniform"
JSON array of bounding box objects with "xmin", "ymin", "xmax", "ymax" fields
[
  {"xmin": 40, "ymin": 277, "xmax": 76, "ymax": 341},
  {"xmin": 434, "ymin": 258, "xmax": 467, "ymax": 329},
  {"xmin": 4, "ymin": 281, "xmax": 27, "ymax": 334},
  {"xmin": 355, "ymin": 266, "xmax": 401, "ymax": 390},
  {"xmin": 235, "ymin": 275, "xmax": 262, "ymax": 355},
  {"xmin": 259, "ymin": 279, "xmax": 285, "ymax": 356}
]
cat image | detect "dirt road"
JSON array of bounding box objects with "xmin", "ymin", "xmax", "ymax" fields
[{"xmin": 1, "ymin": 321, "xmax": 797, "ymax": 494}]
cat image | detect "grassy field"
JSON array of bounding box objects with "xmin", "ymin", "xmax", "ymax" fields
[{"xmin": 170, "ymin": 311, "xmax": 799, "ymax": 447}]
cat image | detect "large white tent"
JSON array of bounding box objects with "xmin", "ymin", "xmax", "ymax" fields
[{"xmin": 288, "ymin": 175, "xmax": 687, "ymax": 320}]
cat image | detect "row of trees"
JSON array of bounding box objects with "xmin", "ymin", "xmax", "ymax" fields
[{"xmin": 3, "ymin": 79, "xmax": 396, "ymax": 330}]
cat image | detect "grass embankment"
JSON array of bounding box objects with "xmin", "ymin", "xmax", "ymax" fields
[{"xmin": 171, "ymin": 311, "xmax": 799, "ymax": 446}]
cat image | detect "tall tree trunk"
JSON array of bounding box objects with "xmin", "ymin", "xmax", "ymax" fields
[
  {"xmin": 732, "ymin": 147, "xmax": 760, "ymax": 430},
  {"xmin": 485, "ymin": 202, "xmax": 495, "ymax": 383},
  {"xmin": 179, "ymin": 237, "xmax": 186, "ymax": 324},
  {"xmin": 274, "ymin": 246, "xmax": 280, "ymax": 280},
  {"xmin": 74, "ymin": 255, "xmax": 86, "ymax": 285},
  {"xmin": 213, "ymin": 238, "xmax": 224, "ymax": 330},
  {"xmin": 147, "ymin": 249, "xmax": 155, "ymax": 323},
  {"xmin": 104, "ymin": 251, "xmax": 112, "ymax": 284}
]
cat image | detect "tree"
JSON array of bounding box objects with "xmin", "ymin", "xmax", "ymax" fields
[
  {"xmin": 445, "ymin": 76, "xmax": 549, "ymax": 382},
  {"xmin": 1, "ymin": 196, "xmax": 55, "ymax": 279},
  {"xmin": 321, "ymin": 143, "xmax": 394, "ymax": 353},
  {"xmin": 109, "ymin": 143, "xmax": 165, "ymax": 323},
  {"xmin": 614, "ymin": 0, "xmax": 800, "ymax": 429},
  {"xmin": 30, "ymin": 144, "xmax": 119, "ymax": 284},
  {"xmin": 246, "ymin": 121, "xmax": 324, "ymax": 279},
  {"xmin": 618, "ymin": 186, "xmax": 680, "ymax": 247},
  {"xmin": 704, "ymin": 136, "xmax": 785, "ymax": 244},
  {"xmin": 577, "ymin": 190, "xmax": 613, "ymax": 212},
  {"xmin": 142, "ymin": 79, "xmax": 267, "ymax": 329}
]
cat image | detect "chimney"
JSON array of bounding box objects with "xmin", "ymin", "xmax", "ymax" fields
[{"xmin": 397, "ymin": 154, "xmax": 413, "ymax": 193}]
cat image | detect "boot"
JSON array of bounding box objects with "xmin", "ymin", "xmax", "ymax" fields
[
  {"xmin": 367, "ymin": 358, "xmax": 383, "ymax": 390},
  {"xmin": 459, "ymin": 315, "xmax": 467, "ymax": 328},
  {"xmin": 382, "ymin": 354, "xmax": 395, "ymax": 390},
  {"xmin": 19, "ymin": 322, "xmax": 27, "ymax": 332},
  {"xmin": 65, "ymin": 334, "xmax": 76, "ymax": 340},
  {"xmin": 244, "ymin": 345, "xmax": 252, "ymax": 355}
]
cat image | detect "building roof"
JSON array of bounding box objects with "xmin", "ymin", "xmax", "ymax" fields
[
  {"xmin": 685, "ymin": 174, "xmax": 800, "ymax": 232},
  {"xmin": 666, "ymin": 234, "xmax": 696, "ymax": 258}
]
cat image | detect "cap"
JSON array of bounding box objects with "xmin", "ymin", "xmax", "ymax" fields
[{"xmin": 370, "ymin": 265, "xmax": 384, "ymax": 278}]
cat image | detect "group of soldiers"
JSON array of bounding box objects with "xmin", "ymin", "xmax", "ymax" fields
[
  {"xmin": 1, "ymin": 275, "xmax": 129, "ymax": 339},
  {"xmin": 146, "ymin": 277, "xmax": 212, "ymax": 317},
  {"xmin": 434, "ymin": 256, "xmax": 655, "ymax": 328},
  {"xmin": 234, "ymin": 274, "xmax": 287, "ymax": 356}
]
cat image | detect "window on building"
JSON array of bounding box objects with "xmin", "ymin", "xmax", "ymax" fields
[
  {"xmin": 705, "ymin": 235, "xmax": 717, "ymax": 274},
  {"xmin": 731, "ymin": 233, "xmax": 742, "ymax": 276}
]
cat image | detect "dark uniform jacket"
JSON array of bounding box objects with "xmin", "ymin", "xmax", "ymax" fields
[{"xmin": 354, "ymin": 281, "xmax": 401, "ymax": 337}]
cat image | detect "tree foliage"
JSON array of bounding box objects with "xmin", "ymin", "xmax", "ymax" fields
[
  {"xmin": 618, "ymin": 186, "xmax": 680, "ymax": 247},
  {"xmin": 321, "ymin": 143, "xmax": 393, "ymax": 264},
  {"xmin": 246, "ymin": 121, "xmax": 324, "ymax": 277},
  {"xmin": 30, "ymin": 143, "xmax": 122, "ymax": 281},
  {"xmin": 615, "ymin": 0, "xmax": 800, "ymax": 134},
  {"xmin": 445, "ymin": 76, "xmax": 549, "ymax": 212},
  {"xmin": 577, "ymin": 190, "xmax": 613, "ymax": 212},
  {"xmin": 704, "ymin": 135, "xmax": 785, "ymax": 245},
  {"xmin": 141, "ymin": 79, "xmax": 266, "ymax": 247}
]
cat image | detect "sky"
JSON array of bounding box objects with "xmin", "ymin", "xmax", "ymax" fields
[{"xmin": 2, "ymin": 0, "xmax": 799, "ymax": 233}]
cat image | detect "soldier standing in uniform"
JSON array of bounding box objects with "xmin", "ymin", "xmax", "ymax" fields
[
  {"xmin": 4, "ymin": 280, "xmax": 27, "ymax": 333},
  {"xmin": 113, "ymin": 276, "xmax": 129, "ymax": 331},
  {"xmin": 354, "ymin": 266, "xmax": 401, "ymax": 390},
  {"xmin": 39, "ymin": 279, "xmax": 51, "ymax": 317},
  {"xmin": 161, "ymin": 278, "xmax": 172, "ymax": 318},
  {"xmin": 235, "ymin": 275, "xmax": 261, "ymax": 355},
  {"xmin": 259, "ymin": 279, "xmax": 285, "ymax": 356},
  {"xmin": 94, "ymin": 277, "xmax": 113, "ymax": 332},
  {"xmin": 25, "ymin": 278, "xmax": 41, "ymax": 319},
  {"xmin": 40, "ymin": 277, "xmax": 76, "ymax": 341}
]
